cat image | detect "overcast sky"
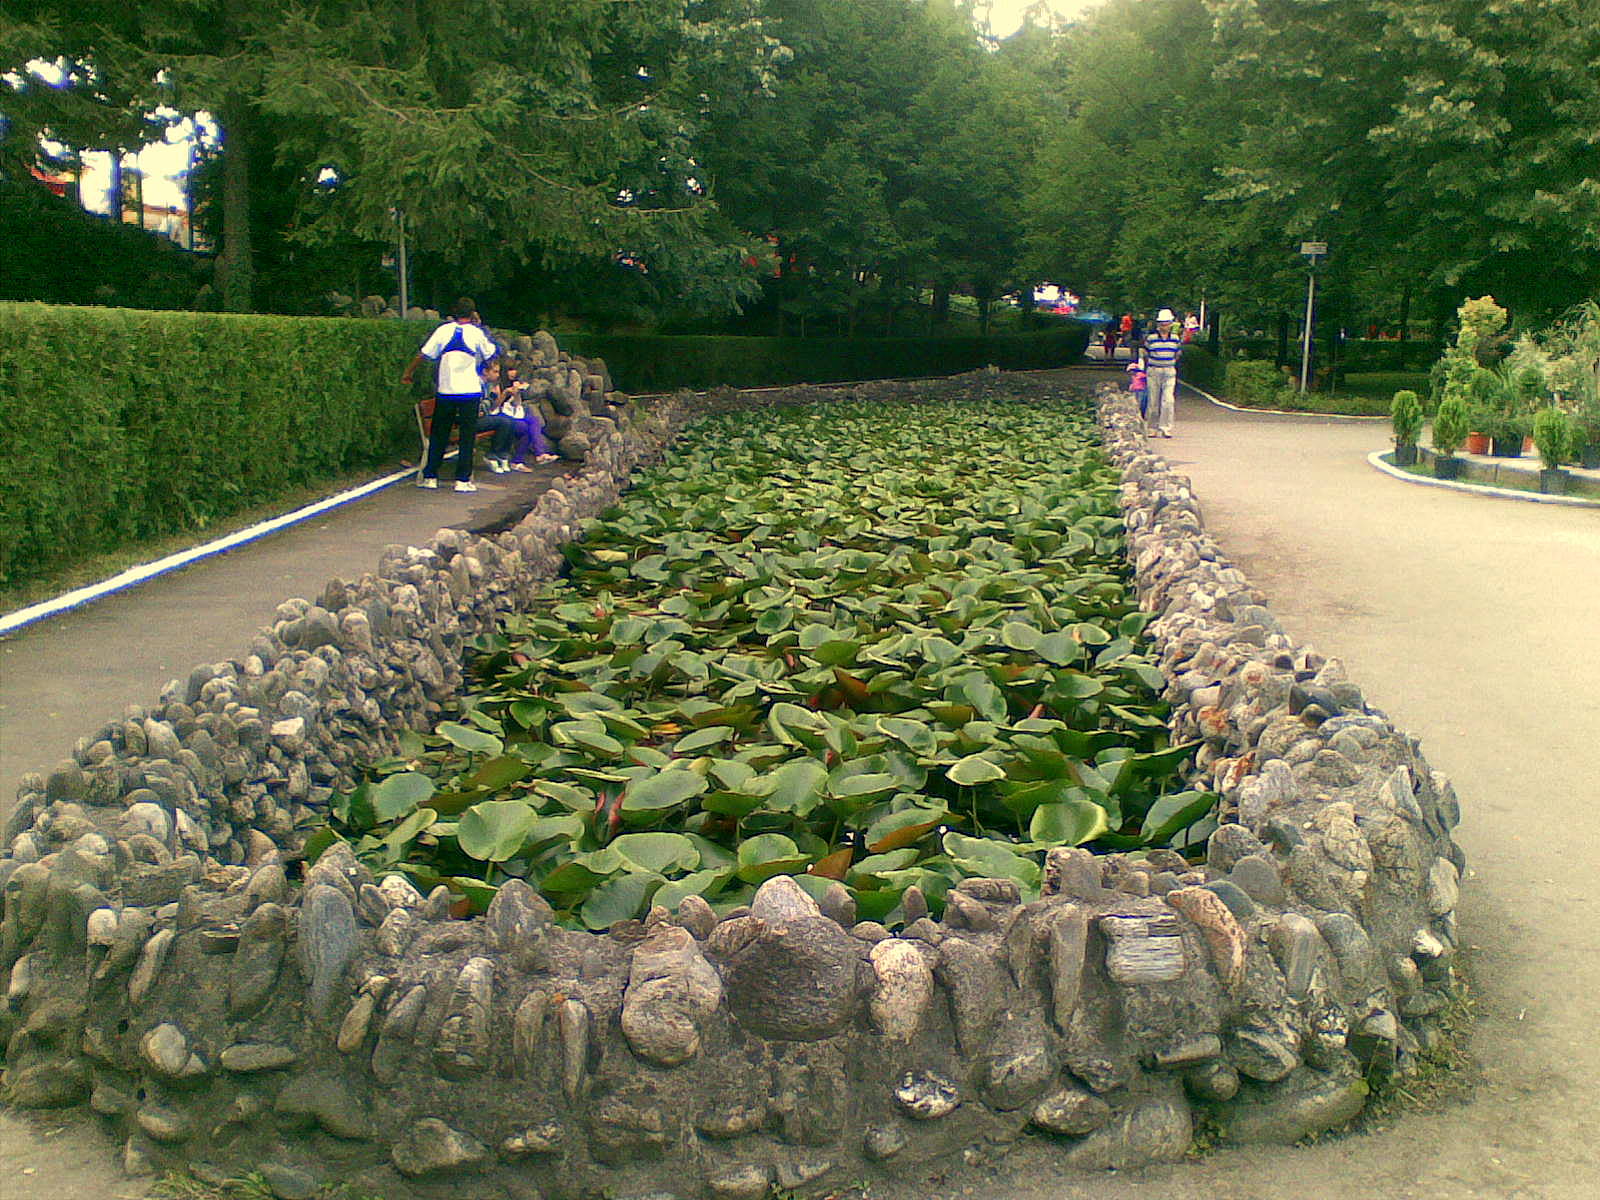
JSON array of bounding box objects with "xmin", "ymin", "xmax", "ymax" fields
[{"xmin": 987, "ymin": 0, "xmax": 1099, "ymax": 36}]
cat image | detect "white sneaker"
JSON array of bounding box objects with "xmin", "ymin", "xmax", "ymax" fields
[
  {"xmin": 417, "ymin": 476, "xmax": 439, "ymax": 489},
  {"xmin": 454, "ymin": 480, "xmax": 478, "ymax": 493}
]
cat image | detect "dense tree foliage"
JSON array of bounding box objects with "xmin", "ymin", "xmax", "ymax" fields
[
  {"xmin": 1024, "ymin": 0, "xmax": 1600, "ymax": 330},
  {"xmin": 4, "ymin": 0, "xmax": 1596, "ymax": 330}
]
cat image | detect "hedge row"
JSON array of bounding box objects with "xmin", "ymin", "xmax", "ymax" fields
[
  {"xmin": 561, "ymin": 325, "xmax": 1091, "ymax": 393},
  {"xmin": 0, "ymin": 304, "xmax": 430, "ymax": 590}
]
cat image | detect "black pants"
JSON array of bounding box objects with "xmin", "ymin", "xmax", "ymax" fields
[{"xmin": 423, "ymin": 398, "xmax": 479, "ymax": 482}]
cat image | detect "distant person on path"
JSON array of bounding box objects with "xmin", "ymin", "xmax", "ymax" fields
[
  {"xmin": 401, "ymin": 297, "xmax": 499, "ymax": 492},
  {"xmin": 1126, "ymin": 354, "xmax": 1149, "ymax": 421},
  {"xmin": 1119, "ymin": 312, "xmax": 1134, "ymax": 343},
  {"xmin": 1102, "ymin": 324, "xmax": 1120, "ymax": 359},
  {"xmin": 1143, "ymin": 308, "xmax": 1183, "ymax": 438}
]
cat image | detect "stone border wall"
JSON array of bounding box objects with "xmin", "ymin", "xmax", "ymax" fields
[{"xmin": 0, "ymin": 376, "xmax": 1463, "ymax": 1200}]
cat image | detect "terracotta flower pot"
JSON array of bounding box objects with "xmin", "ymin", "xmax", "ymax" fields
[{"xmin": 1465, "ymin": 431, "xmax": 1490, "ymax": 455}]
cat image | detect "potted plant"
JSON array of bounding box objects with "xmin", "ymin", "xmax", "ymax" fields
[
  {"xmin": 1432, "ymin": 395, "xmax": 1469, "ymax": 480},
  {"xmin": 1532, "ymin": 407, "xmax": 1574, "ymax": 494},
  {"xmin": 1390, "ymin": 390, "xmax": 1423, "ymax": 466},
  {"xmin": 1576, "ymin": 407, "xmax": 1600, "ymax": 470}
]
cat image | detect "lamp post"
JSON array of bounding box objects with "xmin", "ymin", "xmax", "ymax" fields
[
  {"xmin": 392, "ymin": 207, "xmax": 410, "ymax": 318},
  {"xmin": 1298, "ymin": 241, "xmax": 1327, "ymax": 393}
]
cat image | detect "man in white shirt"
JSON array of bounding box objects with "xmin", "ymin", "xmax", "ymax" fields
[{"xmin": 401, "ymin": 297, "xmax": 499, "ymax": 492}]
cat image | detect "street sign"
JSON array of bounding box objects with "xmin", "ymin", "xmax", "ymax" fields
[{"xmin": 1300, "ymin": 241, "xmax": 1328, "ymax": 256}]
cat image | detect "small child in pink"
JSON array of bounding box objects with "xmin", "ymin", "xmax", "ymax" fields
[{"xmin": 1126, "ymin": 357, "xmax": 1149, "ymax": 420}]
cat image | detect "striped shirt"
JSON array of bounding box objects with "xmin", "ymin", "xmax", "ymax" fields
[{"xmin": 1144, "ymin": 330, "xmax": 1183, "ymax": 368}]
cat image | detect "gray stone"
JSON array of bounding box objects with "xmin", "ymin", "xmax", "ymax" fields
[
  {"xmin": 219, "ymin": 1042, "xmax": 298, "ymax": 1072},
  {"xmin": 1061, "ymin": 1089, "xmax": 1192, "ymax": 1169},
  {"xmin": 127, "ymin": 928, "xmax": 176, "ymax": 1004},
  {"xmin": 485, "ymin": 879, "xmax": 553, "ymax": 971},
  {"xmin": 749, "ymin": 875, "xmax": 821, "ymax": 925},
  {"xmin": 1100, "ymin": 912, "xmax": 1187, "ymax": 985},
  {"xmin": 982, "ymin": 1033, "xmax": 1056, "ymax": 1111},
  {"xmin": 1031, "ymin": 1085, "xmax": 1112, "ymax": 1136},
  {"xmin": 434, "ymin": 956, "xmax": 495, "ymax": 1077},
  {"xmin": 719, "ymin": 915, "xmax": 863, "ymax": 1041},
  {"xmin": 706, "ymin": 1163, "xmax": 771, "ymax": 1200},
  {"xmin": 894, "ymin": 1070, "xmax": 960, "ymax": 1120},
  {"xmin": 337, "ymin": 991, "xmax": 377, "ymax": 1054},
  {"xmin": 140, "ymin": 1022, "xmax": 207, "ymax": 1081},
  {"xmin": 5, "ymin": 1060, "xmax": 90, "ymax": 1108},
  {"xmin": 1222, "ymin": 1065, "xmax": 1368, "ymax": 1143},
  {"xmin": 136, "ymin": 1104, "xmax": 194, "ymax": 1143},
  {"xmin": 500, "ymin": 1121, "xmax": 564, "ymax": 1156},
  {"xmin": 1228, "ymin": 854, "xmax": 1285, "ymax": 906},
  {"xmin": 1151, "ymin": 1033, "xmax": 1223, "ymax": 1068},
  {"xmin": 1043, "ymin": 846, "xmax": 1106, "ymax": 899},
  {"xmin": 674, "ymin": 893, "xmax": 717, "ymax": 939},
  {"xmin": 818, "ymin": 882, "xmax": 856, "ymax": 928},
  {"xmin": 589, "ymin": 1089, "xmax": 673, "ymax": 1165},
  {"xmin": 371, "ymin": 984, "xmax": 427, "ymax": 1083},
  {"xmin": 558, "ymin": 998, "xmax": 590, "ymax": 1102},
  {"xmin": 775, "ymin": 1156, "xmax": 835, "ymax": 1190},
  {"xmin": 933, "ymin": 934, "xmax": 1005, "ymax": 1053},
  {"xmin": 259, "ymin": 1163, "xmax": 320, "ymax": 1200},
  {"xmin": 230, "ymin": 902, "xmax": 287, "ymax": 1015},
  {"xmin": 1184, "ymin": 1058, "xmax": 1240, "ymax": 1102},
  {"xmin": 1229, "ymin": 1025, "xmax": 1302, "ymax": 1082},
  {"xmin": 620, "ymin": 925, "xmax": 722, "ymax": 1066},
  {"xmin": 868, "ymin": 937, "xmax": 934, "ymax": 1041},
  {"xmin": 863, "ymin": 1124, "xmax": 908, "ymax": 1161},
  {"xmin": 1426, "ymin": 856, "xmax": 1460, "ymax": 916},
  {"xmin": 297, "ymin": 884, "xmax": 358, "ymax": 1023},
  {"xmin": 274, "ymin": 1074, "xmax": 370, "ymax": 1140},
  {"xmin": 1201, "ymin": 879, "xmax": 1258, "ymax": 921},
  {"xmin": 1268, "ymin": 913, "xmax": 1325, "ymax": 1000},
  {"xmin": 391, "ymin": 1118, "xmax": 488, "ymax": 1178}
]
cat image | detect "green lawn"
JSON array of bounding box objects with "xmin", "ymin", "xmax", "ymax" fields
[{"xmin": 1220, "ymin": 370, "xmax": 1431, "ymax": 417}]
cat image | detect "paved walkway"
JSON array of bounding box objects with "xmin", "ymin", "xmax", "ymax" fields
[
  {"xmin": 0, "ymin": 462, "xmax": 566, "ymax": 822},
  {"xmin": 4, "ymin": 376, "xmax": 1599, "ymax": 1198}
]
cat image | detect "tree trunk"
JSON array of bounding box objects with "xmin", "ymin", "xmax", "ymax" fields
[
  {"xmin": 978, "ymin": 297, "xmax": 991, "ymax": 338},
  {"xmin": 1207, "ymin": 308, "xmax": 1220, "ymax": 356},
  {"xmin": 1397, "ymin": 282, "xmax": 1412, "ymax": 369},
  {"xmin": 932, "ymin": 285, "xmax": 950, "ymax": 330},
  {"xmin": 108, "ymin": 153, "xmax": 123, "ymax": 224},
  {"xmin": 215, "ymin": 98, "xmax": 255, "ymax": 312},
  {"xmin": 1275, "ymin": 313, "xmax": 1289, "ymax": 368}
]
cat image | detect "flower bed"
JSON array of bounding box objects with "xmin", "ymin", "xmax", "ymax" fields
[{"xmin": 315, "ymin": 396, "xmax": 1210, "ymax": 930}]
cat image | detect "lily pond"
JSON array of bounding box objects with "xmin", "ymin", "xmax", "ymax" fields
[{"xmin": 311, "ymin": 394, "xmax": 1214, "ymax": 927}]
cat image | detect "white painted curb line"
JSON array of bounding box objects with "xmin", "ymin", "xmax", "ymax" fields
[
  {"xmin": 1183, "ymin": 381, "xmax": 1387, "ymax": 421},
  {"xmin": 0, "ymin": 460, "xmax": 430, "ymax": 638},
  {"xmin": 1365, "ymin": 451, "xmax": 1600, "ymax": 509}
]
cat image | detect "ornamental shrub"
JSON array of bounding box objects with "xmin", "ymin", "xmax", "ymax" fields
[
  {"xmin": 1222, "ymin": 359, "xmax": 1288, "ymax": 408},
  {"xmin": 1432, "ymin": 395, "xmax": 1470, "ymax": 457},
  {"xmin": 0, "ymin": 303, "xmax": 431, "ymax": 590},
  {"xmin": 1390, "ymin": 390, "xmax": 1423, "ymax": 445},
  {"xmin": 1532, "ymin": 406, "xmax": 1573, "ymax": 470}
]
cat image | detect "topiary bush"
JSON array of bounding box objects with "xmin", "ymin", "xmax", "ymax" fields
[
  {"xmin": 1432, "ymin": 395, "xmax": 1470, "ymax": 457},
  {"xmin": 1532, "ymin": 406, "xmax": 1574, "ymax": 470},
  {"xmin": 1390, "ymin": 389, "xmax": 1424, "ymax": 446}
]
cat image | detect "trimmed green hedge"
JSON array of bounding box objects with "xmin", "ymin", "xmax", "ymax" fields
[
  {"xmin": 561, "ymin": 325, "xmax": 1091, "ymax": 393},
  {"xmin": 1177, "ymin": 344, "xmax": 1225, "ymax": 392},
  {"xmin": 0, "ymin": 304, "xmax": 431, "ymax": 590}
]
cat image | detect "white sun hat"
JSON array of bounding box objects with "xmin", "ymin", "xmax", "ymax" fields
[{"xmin": 1156, "ymin": 308, "xmax": 1176, "ymax": 322}]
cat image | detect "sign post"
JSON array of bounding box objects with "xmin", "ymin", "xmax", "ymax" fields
[{"xmin": 1298, "ymin": 241, "xmax": 1327, "ymax": 393}]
